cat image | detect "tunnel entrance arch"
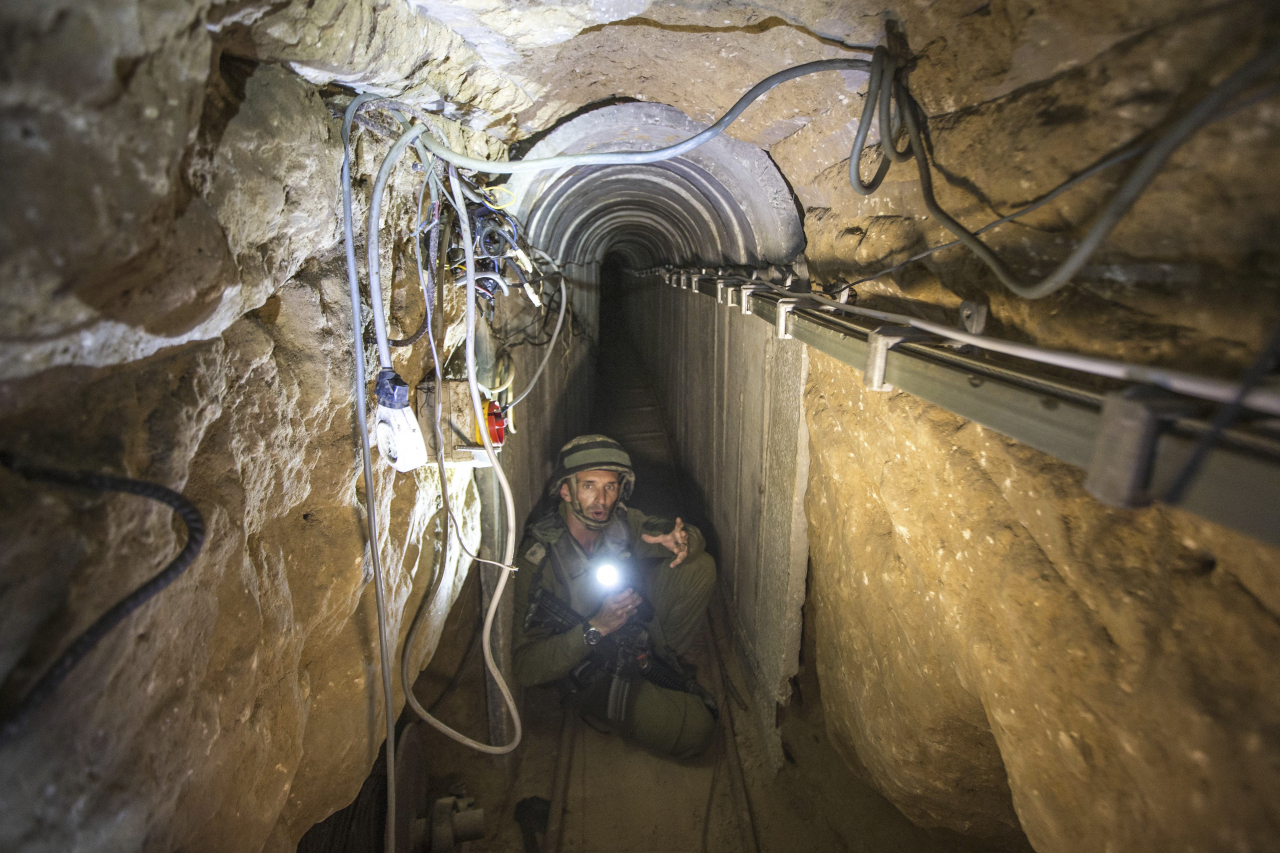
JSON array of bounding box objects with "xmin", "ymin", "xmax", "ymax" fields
[{"xmin": 505, "ymin": 102, "xmax": 805, "ymax": 335}]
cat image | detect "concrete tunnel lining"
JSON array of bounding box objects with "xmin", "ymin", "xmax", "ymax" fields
[
  {"xmin": 498, "ymin": 99, "xmax": 818, "ymax": 778},
  {"xmin": 507, "ymin": 102, "xmax": 805, "ymax": 272}
]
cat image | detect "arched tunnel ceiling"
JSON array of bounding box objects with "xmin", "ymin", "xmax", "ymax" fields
[{"xmin": 507, "ymin": 103, "xmax": 804, "ymax": 271}]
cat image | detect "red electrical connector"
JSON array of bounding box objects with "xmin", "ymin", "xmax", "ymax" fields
[{"xmin": 485, "ymin": 401, "xmax": 506, "ymax": 447}]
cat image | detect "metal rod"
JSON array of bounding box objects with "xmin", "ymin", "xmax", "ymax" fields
[
  {"xmin": 654, "ymin": 270, "xmax": 1280, "ymax": 549},
  {"xmin": 544, "ymin": 708, "xmax": 578, "ymax": 853}
]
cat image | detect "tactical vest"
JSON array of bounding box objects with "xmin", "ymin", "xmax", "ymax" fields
[{"xmin": 525, "ymin": 505, "xmax": 635, "ymax": 618}]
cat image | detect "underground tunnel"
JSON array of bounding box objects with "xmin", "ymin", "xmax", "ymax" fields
[{"xmin": 2, "ymin": 2, "xmax": 1280, "ymax": 852}]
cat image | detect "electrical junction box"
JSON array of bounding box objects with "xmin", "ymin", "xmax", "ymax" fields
[{"xmin": 416, "ymin": 379, "xmax": 494, "ymax": 468}]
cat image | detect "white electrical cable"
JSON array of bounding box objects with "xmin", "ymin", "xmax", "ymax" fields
[
  {"xmin": 402, "ymin": 166, "xmax": 523, "ymax": 755},
  {"xmin": 508, "ymin": 275, "xmax": 568, "ymax": 411},
  {"xmin": 340, "ymin": 93, "xmax": 400, "ymax": 853},
  {"xmin": 904, "ymin": 316, "xmax": 1280, "ymax": 416}
]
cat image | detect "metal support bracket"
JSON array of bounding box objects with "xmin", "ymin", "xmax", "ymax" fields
[
  {"xmin": 716, "ymin": 280, "xmax": 726, "ymax": 304},
  {"xmin": 960, "ymin": 301, "xmax": 988, "ymax": 334},
  {"xmin": 1084, "ymin": 388, "xmax": 1195, "ymax": 508},
  {"xmin": 775, "ymin": 298, "xmax": 799, "ymax": 339},
  {"xmin": 865, "ymin": 326, "xmax": 938, "ymax": 391},
  {"xmin": 947, "ymin": 301, "xmax": 989, "ymax": 350},
  {"xmin": 739, "ymin": 285, "xmax": 766, "ymax": 315}
]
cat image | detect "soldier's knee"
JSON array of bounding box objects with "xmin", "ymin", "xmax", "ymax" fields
[
  {"xmin": 668, "ymin": 701, "xmax": 716, "ymax": 760},
  {"xmin": 628, "ymin": 683, "xmax": 717, "ymax": 760},
  {"xmin": 685, "ymin": 551, "xmax": 716, "ymax": 595}
]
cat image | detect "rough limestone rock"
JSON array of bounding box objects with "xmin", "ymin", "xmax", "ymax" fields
[
  {"xmin": 803, "ymin": 349, "xmax": 1280, "ymax": 852},
  {"xmin": 0, "ymin": 266, "xmax": 480, "ymax": 852},
  {"xmin": 0, "ymin": 0, "xmax": 506, "ymax": 381},
  {"xmin": 0, "ymin": 0, "xmax": 215, "ymax": 375},
  {"xmin": 1, "ymin": 1, "xmax": 507, "ymax": 850},
  {"xmin": 410, "ymin": 0, "xmax": 652, "ymax": 70},
  {"xmin": 5, "ymin": 0, "xmax": 1279, "ymax": 850},
  {"xmin": 204, "ymin": 64, "xmax": 344, "ymax": 324},
  {"xmin": 223, "ymin": 0, "xmax": 528, "ymax": 140}
]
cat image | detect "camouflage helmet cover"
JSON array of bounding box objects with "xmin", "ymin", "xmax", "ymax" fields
[{"xmin": 549, "ymin": 434, "xmax": 635, "ymax": 501}]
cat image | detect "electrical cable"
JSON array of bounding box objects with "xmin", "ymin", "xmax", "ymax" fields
[
  {"xmin": 848, "ymin": 46, "xmax": 906, "ymax": 195},
  {"xmin": 0, "ymin": 457, "xmax": 205, "ymax": 749},
  {"xmin": 340, "ymin": 93, "xmax": 400, "ymax": 853},
  {"xmin": 726, "ymin": 273, "xmax": 1280, "ymax": 417},
  {"xmin": 417, "ymin": 57, "xmax": 873, "ymax": 173},
  {"xmin": 399, "ymin": 174, "xmax": 471, "ymax": 741},
  {"xmin": 368, "ymin": 123, "xmax": 443, "ymax": 368},
  {"xmin": 400, "ymin": 166, "xmax": 523, "ymax": 755},
  {"xmin": 1163, "ymin": 324, "xmax": 1280, "ymax": 504},
  {"xmin": 475, "ymin": 271, "xmax": 511, "ymax": 297},
  {"xmin": 832, "ymin": 140, "xmax": 1146, "ymax": 295},
  {"xmin": 450, "ymin": 162, "xmax": 521, "ymax": 751},
  {"xmin": 389, "ymin": 165, "xmax": 441, "ymax": 348},
  {"xmin": 896, "ymin": 42, "xmax": 1280, "ymax": 299},
  {"xmin": 831, "ymin": 74, "xmax": 1280, "ymax": 297},
  {"xmin": 508, "ymin": 275, "xmax": 568, "ymax": 411},
  {"xmin": 404, "ymin": 41, "xmax": 1278, "ymax": 304},
  {"xmin": 478, "ymin": 352, "xmax": 516, "ymax": 397}
]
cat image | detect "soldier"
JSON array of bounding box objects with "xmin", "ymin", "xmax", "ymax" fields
[{"xmin": 512, "ymin": 435, "xmax": 718, "ymax": 759}]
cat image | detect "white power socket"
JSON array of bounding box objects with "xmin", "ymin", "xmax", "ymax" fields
[{"xmin": 374, "ymin": 405, "xmax": 430, "ymax": 472}]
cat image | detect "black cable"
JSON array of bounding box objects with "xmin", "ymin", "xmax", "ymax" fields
[
  {"xmin": 900, "ymin": 43, "xmax": 1280, "ymax": 300},
  {"xmin": 1163, "ymin": 326, "xmax": 1280, "ymax": 505},
  {"xmin": 830, "ymin": 74, "xmax": 1280, "ymax": 298},
  {"xmin": 0, "ymin": 456, "xmax": 205, "ymax": 748},
  {"xmin": 848, "ymin": 46, "xmax": 905, "ymax": 195},
  {"xmin": 391, "ymin": 172, "xmax": 445, "ymax": 348},
  {"xmin": 503, "ymin": 256, "xmax": 529, "ymax": 288},
  {"xmin": 501, "ymin": 283, "xmax": 568, "ymax": 349},
  {"xmin": 830, "ymin": 140, "xmax": 1145, "ymax": 296}
]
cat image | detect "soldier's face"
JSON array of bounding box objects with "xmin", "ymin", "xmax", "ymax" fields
[{"xmin": 561, "ymin": 470, "xmax": 620, "ymax": 522}]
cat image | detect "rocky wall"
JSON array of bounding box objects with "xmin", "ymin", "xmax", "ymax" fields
[
  {"xmin": 0, "ymin": 1, "xmax": 573, "ymax": 851},
  {"xmin": 5, "ymin": 0, "xmax": 1280, "ymax": 850},
  {"xmin": 802, "ymin": 349, "xmax": 1280, "ymax": 851},
  {"xmin": 0, "ymin": 262, "xmax": 489, "ymax": 852}
]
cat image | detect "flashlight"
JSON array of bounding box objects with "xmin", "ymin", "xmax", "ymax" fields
[{"xmin": 596, "ymin": 563, "xmax": 621, "ymax": 589}]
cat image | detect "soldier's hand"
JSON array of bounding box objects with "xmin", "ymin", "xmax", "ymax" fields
[
  {"xmin": 642, "ymin": 517, "xmax": 690, "ymax": 567},
  {"xmin": 590, "ymin": 589, "xmax": 643, "ymax": 635}
]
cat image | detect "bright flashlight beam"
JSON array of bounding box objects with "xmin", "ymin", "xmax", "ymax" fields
[{"xmin": 596, "ymin": 564, "xmax": 620, "ymax": 589}]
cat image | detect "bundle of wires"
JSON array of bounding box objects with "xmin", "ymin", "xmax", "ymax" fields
[{"xmin": 340, "ymin": 97, "xmax": 573, "ymax": 852}]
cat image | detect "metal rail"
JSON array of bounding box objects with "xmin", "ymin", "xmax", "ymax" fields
[{"xmin": 652, "ymin": 271, "xmax": 1280, "ymax": 549}]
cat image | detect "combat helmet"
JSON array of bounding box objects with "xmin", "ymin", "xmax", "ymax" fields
[{"xmin": 549, "ymin": 434, "xmax": 635, "ymax": 503}]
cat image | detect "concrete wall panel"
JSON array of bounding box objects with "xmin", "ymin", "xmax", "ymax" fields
[{"xmin": 623, "ymin": 278, "xmax": 808, "ymax": 766}]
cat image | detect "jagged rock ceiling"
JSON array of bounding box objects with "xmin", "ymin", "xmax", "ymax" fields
[{"xmin": 1, "ymin": 1, "xmax": 1277, "ymax": 852}]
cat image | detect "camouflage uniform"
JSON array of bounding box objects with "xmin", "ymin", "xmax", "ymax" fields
[{"xmin": 511, "ymin": 437, "xmax": 717, "ymax": 760}]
